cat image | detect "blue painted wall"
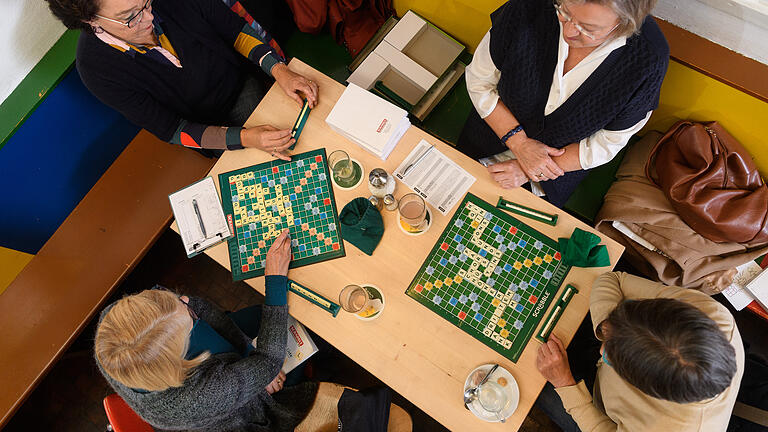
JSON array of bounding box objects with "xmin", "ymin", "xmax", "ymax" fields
[{"xmin": 0, "ymin": 67, "xmax": 139, "ymax": 254}]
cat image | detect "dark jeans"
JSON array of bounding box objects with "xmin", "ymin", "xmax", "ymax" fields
[
  {"xmin": 534, "ymin": 314, "xmax": 602, "ymax": 431},
  {"xmin": 225, "ymin": 74, "xmax": 270, "ymax": 127},
  {"xmin": 227, "ymin": 305, "xmax": 306, "ymax": 386},
  {"xmin": 196, "ymin": 74, "xmax": 269, "ymax": 158}
]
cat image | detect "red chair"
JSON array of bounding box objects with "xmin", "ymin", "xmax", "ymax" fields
[{"xmin": 103, "ymin": 393, "xmax": 154, "ymax": 432}]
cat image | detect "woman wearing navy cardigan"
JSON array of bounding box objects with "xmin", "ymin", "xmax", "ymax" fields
[
  {"xmin": 46, "ymin": 0, "xmax": 317, "ymax": 159},
  {"xmin": 459, "ymin": 0, "xmax": 668, "ymax": 207}
]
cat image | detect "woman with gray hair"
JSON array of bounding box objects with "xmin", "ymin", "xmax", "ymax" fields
[{"xmin": 457, "ymin": 0, "xmax": 668, "ymax": 207}]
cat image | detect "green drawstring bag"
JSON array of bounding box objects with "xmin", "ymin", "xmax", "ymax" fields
[{"xmin": 339, "ymin": 198, "xmax": 384, "ymax": 256}]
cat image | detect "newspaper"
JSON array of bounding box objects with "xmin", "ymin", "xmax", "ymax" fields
[{"xmin": 394, "ymin": 139, "xmax": 476, "ymax": 215}]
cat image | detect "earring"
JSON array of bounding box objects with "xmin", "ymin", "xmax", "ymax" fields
[{"xmin": 92, "ymin": 25, "xmax": 104, "ymax": 34}]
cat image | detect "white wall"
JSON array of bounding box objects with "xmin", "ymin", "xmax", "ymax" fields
[
  {"xmin": 654, "ymin": 0, "xmax": 768, "ymax": 65},
  {"xmin": 0, "ymin": 1, "xmax": 66, "ymax": 105}
]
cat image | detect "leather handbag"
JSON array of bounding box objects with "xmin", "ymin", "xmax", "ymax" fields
[{"xmin": 646, "ymin": 120, "xmax": 768, "ymax": 245}]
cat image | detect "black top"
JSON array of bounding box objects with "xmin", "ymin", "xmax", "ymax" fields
[
  {"xmin": 458, "ymin": 0, "xmax": 669, "ymax": 207},
  {"xmin": 77, "ymin": 0, "xmax": 253, "ymax": 141}
]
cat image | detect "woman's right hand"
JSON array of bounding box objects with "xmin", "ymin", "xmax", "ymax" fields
[
  {"xmin": 241, "ymin": 125, "xmax": 295, "ymax": 161},
  {"xmin": 508, "ymin": 136, "xmax": 565, "ymax": 181},
  {"xmin": 265, "ymin": 229, "xmax": 291, "ymax": 276}
]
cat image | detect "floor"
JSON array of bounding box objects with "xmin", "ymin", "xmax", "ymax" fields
[{"xmin": 3, "ymin": 229, "xmax": 560, "ymax": 432}]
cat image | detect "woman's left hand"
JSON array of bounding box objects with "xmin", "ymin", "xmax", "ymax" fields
[
  {"xmin": 265, "ymin": 370, "xmax": 286, "ymax": 394},
  {"xmin": 487, "ymin": 160, "xmax": 530, "ymax": 189},
  {"xmin": 272, "ymin": 64, "xmax": 319, "ymax": 108}
]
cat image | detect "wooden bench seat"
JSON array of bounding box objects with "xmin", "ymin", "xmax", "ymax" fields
[{"xmin": 0, "ymin": 130, "xmax": 215, "ymax": 427}]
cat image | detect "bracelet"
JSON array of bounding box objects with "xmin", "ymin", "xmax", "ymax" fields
[{"xmin": 500, "ymin": 125, "xmax": 524, "ymax": 145}]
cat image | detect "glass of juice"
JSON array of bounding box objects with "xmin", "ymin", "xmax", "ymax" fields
[{"xmin": 398, "ymin": 193, "xmax": 427, "ymax": 232}]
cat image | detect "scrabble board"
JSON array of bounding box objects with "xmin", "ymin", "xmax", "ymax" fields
[
  {"xmin": 405, "ymin": 193, "xmax": 570, "ymax": 362},
  {"xmin": 219, "ymin": 149, "xmax": 345, "ymax": 280}
]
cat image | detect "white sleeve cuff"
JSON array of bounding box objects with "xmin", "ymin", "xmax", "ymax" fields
[{"xmin": 578, "ymin": 111, "xmax": 653, "ymax": 169}]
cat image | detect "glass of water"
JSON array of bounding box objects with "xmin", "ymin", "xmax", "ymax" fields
[
  {"xmin": 477, "ymin": 381, "xmax": 509, "ymax": 421},
  {"xmin": 328, "ymin": 150, "xmax": 355, "ymax": 183},
  {"xmin": 339, "ymin": 285, "xmax": 371, "ymax": 313}
]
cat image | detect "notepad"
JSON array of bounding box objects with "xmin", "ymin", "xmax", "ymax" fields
[{"xmin": 169, "ymin": 177, "xmax": 232, "ymax": 257}]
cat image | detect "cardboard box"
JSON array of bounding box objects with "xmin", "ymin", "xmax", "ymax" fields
[{"xmin": 348, "ymin": 11, "xmax": 465, "ymax": 119}]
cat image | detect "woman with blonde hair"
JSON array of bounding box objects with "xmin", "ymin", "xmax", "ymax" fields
[
  {"xmin": 458, "ymin": 0, "xmax": 668, "ymax": 207},
  {"xmin": 95, "ymin": 230, "xmax": 411, "ymax": 431}
]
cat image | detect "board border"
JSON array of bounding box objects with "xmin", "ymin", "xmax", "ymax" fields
[
  {"xmin": 219, "ymin": 148, "xmax": 346, "ymax": 280},
  {"xmin": 404, "ymin": 192, "xmax": 570, "ymax": 362}
]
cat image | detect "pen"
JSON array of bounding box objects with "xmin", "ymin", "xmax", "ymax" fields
[
  {"xmin": 402, "ymin": 145, "xmax": 434, "ymax": 177},
  {"xmin": 193, "ymin": 199, "xmax": 207, "ymax": 238}
]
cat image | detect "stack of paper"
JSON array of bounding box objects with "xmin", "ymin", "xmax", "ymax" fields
[{"xmin": 325, "ymin": 83, "xmax": 410, "ymax": 160}]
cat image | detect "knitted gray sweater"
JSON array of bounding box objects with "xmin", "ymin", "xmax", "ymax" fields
[{"xmin": 96, "ymin": 296, "xmax": 318, "ymax": 432}]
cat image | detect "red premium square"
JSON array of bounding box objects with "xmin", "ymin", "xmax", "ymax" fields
[
  {"xmin": 323, "ymin": 198, "xmax": 331, "ymax": 205},
  {"xmin": 415, "ymin": 284, "xmax": 424, "ymax": 293},
  {"xmin": 458, "ymin": 311, "xmax": 467, "ymax": 320},
  {"xmin": 272, "ymin": 167, "xmax": 279, "ymax": 174},
  {"xmin": 440, "ymin": 242, "xmax": 449, "ymax": 251},
  {"xmin": 315, "ymin": 155, "xmax": 323, "ymax": 163},
  {"xmin": 241, "ymin": 265, "xmax": 249, "ymax": 272},
  {"xmin": 529, "ymin": 295, "xmax": 538, "ymax": 304},
  {"xmin": 509, "ymin": 226, "xmax": 518, "ymax": 235},
  {"xmin": 554, "ymin": 252, "xmax": 561, "ymax": 260},
  {"xmin": 332, "ymin": 243, "xmax": 340, "ymax": 250}
]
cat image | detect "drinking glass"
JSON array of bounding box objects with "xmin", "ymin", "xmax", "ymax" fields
[
  {"xmin": 328, "ymin": 150, "xmax": 355, "ymax": 183},
  {"xmin": 339, "ymin": 285, "xmax": 371, "ymax": 313},
  {"xmin": 477, "ymin": 381, "xmax": 509, "ymax": 422},
  {"xmin": 398, "ymin": 193, "xmax": 427, "ymax": 230}
]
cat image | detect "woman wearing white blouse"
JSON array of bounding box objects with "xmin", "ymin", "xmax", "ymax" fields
[{"xmin": 458, "ymin": 0, "xmax": 668, "ymax": 207}]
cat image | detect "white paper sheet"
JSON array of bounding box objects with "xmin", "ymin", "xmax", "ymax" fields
[
  {"xmin": 394, "ymin": 139, "xmax": 476, "ymax": 215},
  {"xmin": 169, "ymin": 177, "xmax": 231, "ymax": 257}
]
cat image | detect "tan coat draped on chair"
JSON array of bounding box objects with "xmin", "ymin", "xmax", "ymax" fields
[{"xmin": 595, "ymin": 132, "xmax": 768, "ymax": 294}]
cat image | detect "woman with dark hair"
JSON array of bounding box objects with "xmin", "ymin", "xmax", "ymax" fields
[
  {"xmin": 459, "ymin": 0, "xmax": 669, "ymax": 207},
  {"xmin": 45, "ymin": 0, "xmax": 318, "ymax": 158},
  {"xmin": 535, "ymin": 272, "xmax": 743, "ymax": 431}
]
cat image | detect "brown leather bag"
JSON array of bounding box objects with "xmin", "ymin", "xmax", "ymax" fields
[{"xmin": 646, "ymin": 120, "xmax": 768, "ymax": 245}]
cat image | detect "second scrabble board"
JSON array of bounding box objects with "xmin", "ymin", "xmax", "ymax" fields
[
  {"xmin": 405, "ymin": 193, "xmax": 570, "ymax": 362},
  {"xmin": 219, "ymin": 148, "xmax": 345, "ymax": 280}
]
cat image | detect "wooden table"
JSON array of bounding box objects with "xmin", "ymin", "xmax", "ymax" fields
[{"xmin": 177, "ymin": 59, "xmax": 624, "ymax": 431}]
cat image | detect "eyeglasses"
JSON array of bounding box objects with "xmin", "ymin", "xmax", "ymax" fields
[
  {"xmin": 95, "ymin": 0, "xmax": 153, "ymax": 29},
  {"xmin": 553, "ymin": 1, "xmax": 619, "ymax": 41},
  {"xmin": 179, "ymin": 297, "xmax": 198, "ymax": 321}
]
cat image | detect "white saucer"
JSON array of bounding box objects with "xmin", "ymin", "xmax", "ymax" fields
[
  {"xmin": 354, "ymin": 284, "xmax": 385, "ymax": 321},
  {"xmin": 397, "ymin": 207, "xmax": 433, "ymax": 236},
  {"xmin": 330, "ymin": 158, "xmax": 364, "ymax": 190},
  {"xmin": 464, "ymin": 364, "xmax": 519, "ymax": 422}
]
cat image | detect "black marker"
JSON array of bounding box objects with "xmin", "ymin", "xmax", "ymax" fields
[{"xmin": 193, "ymin": 199, "xmax": 206, "ymax": 238}]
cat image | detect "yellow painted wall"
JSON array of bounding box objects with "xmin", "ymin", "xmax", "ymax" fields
[
  {"xmin": 646, "ymin": 60, "xmax": 768, "ymax": 176},
  {"xmin": 394, "ymin": 0, "xmax": 768, "ymax": 177},
  {"xmin": 394, "ymin": 0, "xmax": 505, "ymax": 51},
  {"xmin": 0, "ymin": 246, "xmax": 33, "ymax": 295}
]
